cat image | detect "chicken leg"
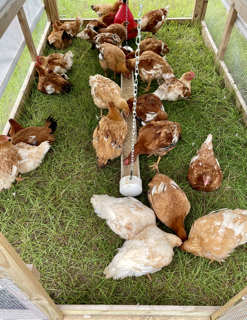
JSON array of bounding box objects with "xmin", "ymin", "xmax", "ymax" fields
[
  {"xmin": 149, "ymin": 156, "xmax": 162, "ymax": 172},
  {"xmin": 144, "ymin": 81, "xmax": 151, "ymax": 92}
]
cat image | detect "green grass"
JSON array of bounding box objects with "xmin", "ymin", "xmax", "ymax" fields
[{"xmin": 1, "ymin": 20, "xmax": 247, "ymax": 307}]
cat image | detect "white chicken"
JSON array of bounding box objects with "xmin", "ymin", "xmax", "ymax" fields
[
  {"xmin": 104, "ymin": 225, "xmax": 182, "ymax": 279},
  {"xmin": 91, "ymin": 195, "xmax": 156, "ymax": 239}
]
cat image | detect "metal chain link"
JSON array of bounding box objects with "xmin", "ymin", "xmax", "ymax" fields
[
  {"xmin": 125, "ymin": 0, "xmax": 128, "ymax": 46},
  {"xmin": 130, "ymin": 0, "xmax": 143, "ymax": 178}
]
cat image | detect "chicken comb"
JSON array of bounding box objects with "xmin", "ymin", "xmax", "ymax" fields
[{"xmin": 189, "ymin": 71, "xmax": 195, "ymax": 77}]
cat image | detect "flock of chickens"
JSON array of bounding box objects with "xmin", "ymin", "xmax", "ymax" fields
[{"xmin": 1, "ymin": 1, "xmax": 247, "ymax": 281}]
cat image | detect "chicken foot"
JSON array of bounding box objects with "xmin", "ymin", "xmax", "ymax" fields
[
  {"xmin": 149, "ymin": 156, "xmax": 161, "ymax": 173},
  {"xmin": 15, "ymin": 174, "xmax": 26, "ymax": 184},
  {"xmin": 144, "ymin": 81, "xmax": 151, "ymax": 92}
]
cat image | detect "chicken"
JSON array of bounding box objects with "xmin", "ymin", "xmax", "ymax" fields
[
  {"xmin": 93, "ymin": 33, "xmax": 121, "ymax": 50},
  {"xmin": 153, "ymin": 71, "xmax": 195, "ymax": 100},
  {"xmin": 92, "ymin": 101, "xmax": 127, "ymax": 168},
  {"xmin": 187, "ymin": 134, "xmax": 223, "ymax": 192},
  {"xmin": 126, "ymin": 38, "xmax": 170, "ymax": 60},
  {"xmin": 124, "ymin": 120, "xmax": 181, "ymax": 172},
  {"xmin": 0, "ymin": 135, "xmax": 20, "ymax": 191},
  {"xmin": 141, "ymin": 6, "xmax": 170, "ymax": 38},
  {"xmin": 127, "ymin": 94, "xmax": 168, "ymax": 125},
  {"xmin": 90, "ymin": 194, "xmax": 156, "ymax": 239},
  {"xmin": 98, "ymin": 43, "xmax": 130, "ymax": 78},
  {"xmin": 91, "ymin": 0, "xmax": 122, "ymax": 17},
  {"xmin": 36, "ymin": 51, "xmax": 74, "ymax": 78},
  {"xmin": 54, "ymin": 16, "xmax": 83, "ymax": 37},
  {"xmin": 48, "ymin": 24, "xmax": 72, "ymax": 49},
  {"xmin": 98, "ymin": 12, "xmax": 115, "ymax": 26},
  {"xmin": 104, "ymin": 225, "xmax": 182, "ymax": 280},
  {"xmin": 13, "ymin": 141, "xmax": 50, "ymax": 174},
  {"xmin": 126, "ymin": 51, "xmax": 174, "ymax": 92},
  {"xmin": 95, "ymin": 21, "xmax": 128, "ymax": 45},
  {"xmin": 148, "ymin": 174, "xmax": 191, "ymax": 241},
  {"xmin": 180, "ymin": 209, "xmax": 247, "ymax": 263},
  {"xmin": 9, "ymin": 116, "xmax": 57, "ymax": 146},
  {"xmin": 89, "ymin": 74, "xmax": 130, "ymax": 117},
  {"xmin": 0, "ymin": 135, "xmax": 51, "ymax": 192},
  {"xmin": 35, "ymin": 64, "xmax": 71, "ymax": 94},
  {"xmin": 77, "ymin": 20, "xmax": 107, "ymax": 43}
]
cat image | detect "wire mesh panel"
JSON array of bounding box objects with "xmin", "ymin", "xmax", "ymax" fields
[
  {"xmin": 0, "ymin": 278, "xmax": 48, "ymax": 320},
  {"xmin": 214, "ymin": 295, "xmax": 247, "ymax": 320},
  {"xmin": 204, "ymin": 0, "xmax": 247, "ymax": 105}
]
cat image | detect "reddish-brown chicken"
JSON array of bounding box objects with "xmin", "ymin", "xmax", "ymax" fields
[
  {"xmin": 180, "ymin": 209, "xmax": 247, "ymax": 263},
  {"xmin": 126, "ymin": 51, "xmax": 174, "ymax": 91},
  {"xmin": 91, "ymin": 0, "xmax": 122, "ymax": 17},
  {"xmin": 141, "ymin": 6, "xmax": 170, "ymax": 38},
  {"xmin": 127, "ymin": 94, "xmax": 168, "ymax": 125},
  {"xmin": 153, "ymin": 71, "xmax": 195, "ymax": 100},
  {"xmin": 77, "ymin": 20, "xmax": 107, "ymax": 43},
  {"xmin": 95, "ymin": 21, "xmax": 128, "ymax": 45},
  {"xmin": 54, "ymin": 16, "xmax": 83, "ymax": 36},
  {"xmin": 98, "ymin": 43, "xmax": 130, "ymax": 78},
  {"xmin": 35, "ymin": 64, "xmax": 71, "ymax": 94},
  {"xmin": 126, "ymin": 38, "xmax": 170, "ymax": 60},
  {"xmin": 124, "ymin": 120, "xmax": 181, "ymax": 172},
  {"xmin": 48, "ymin": 23, "xmax": 72, "ymax": 49},
  {"xmin": 93, "ymin": 33, "xmax": 122, "ymax": 50},
  {"xmin": 36, "ymin": 51, "xmax": 74, "ymax": 78},
  {"xmin": 148, "ymin": 174, "xmax": 191, "ymax": 241},
  {"xmin": 9, "ymin": 116, "xmax": 57, "ymax": 146},
  {"xmin": 187, "ymin": 134, "xmax": 223, "ymax": 192},
  {"xmin": 98, "ymin": 12, "xmax": 115, "ymax": 26},
  {"xmin": 92, "ymin": 101, "xmax": 128, "ymax": 168}
]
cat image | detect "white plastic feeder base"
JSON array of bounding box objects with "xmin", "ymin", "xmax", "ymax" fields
[{"xmin": 120, "ymin": 176, "xmax": 142, "ymax": 197}]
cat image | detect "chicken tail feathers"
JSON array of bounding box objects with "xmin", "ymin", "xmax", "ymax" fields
[{"xmin": 45, "ymin": 116, "xmax": 57, "ymax": 134}]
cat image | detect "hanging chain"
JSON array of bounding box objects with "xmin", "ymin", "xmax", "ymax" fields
[
  {"xmin": 130, "ymin": 0, "xmax": 143, "ymax": 179},
  {"xmin": 125, "ymin": 0, "xmax": 128, "ymax": 46}
]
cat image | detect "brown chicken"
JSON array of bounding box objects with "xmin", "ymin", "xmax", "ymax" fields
[
  {"xmin": 89, "ymin": 74, "xmax": 129, "ymax": 117},
  {"xmin": 35, "ymin": 64, "xmax": 71, "ymax": 94},
  {"xmin": 180, "ymin": 209, "xmax": 247, "ymax": 263},
  {"xmin": 9, "ymin": 116, "xmax": 57, "ymax": 146},
  {"xmin": 48, "ymin": 24, "xmax": 72, "ymax": 49},
  {"xmin": 126, "ymin": 38, "xmax": 170, "ymax": 60},
  {"xmin": 187, "ymin": 134, "xmax": 223, "ymax": 192},
  {"xmin": 54, "ymin": 16, "xmax": 83, "ymax": 36},
  {"xmin": 153, "ymin": 71, "xmax": 195, "ymax": 100},
  {"xmin": 92, "ymin": 101, "xmax": 128, "ymax": 168},
  {"xmin": 127, "ymin": 94, "xmax": 168, "ymax": 125},
  {"xmin": 141, "ymin": 6, "xmax": 170, "ymax": 38},
  {"xmin": 77, "ymin": 20, "xmax": 107, "ymax": 43},
  {"xmin": 98, "ymin": 12, "xmax": 115, "ymax": 26},
  {"xmin": 126, "ymin": 51, "xmax": 174, "ymax": 92},
  {"xmin": 91, "ymin": 0, "xmax": 122, "ymax": 17},
  {"xmin": 98, "ymin": 43, "xmax": 130, "ymax": 78},
  {"xmin": 93, "ymin": 33, "xmax": 121, "ymax": 50},
  {"xmin": 36, "ymin": 51, "xmax": 74, "ymax": 78},
  {"xmin": 148, "ymin": 174, "xmax": 191, "ymax": 241},
  {"xmin": 124, "ymin": 120, "xmax": 181, "ymax": 172},
  {"xmin": 95, "ymin": 21, "xmax": 128, "ymax": 45}
]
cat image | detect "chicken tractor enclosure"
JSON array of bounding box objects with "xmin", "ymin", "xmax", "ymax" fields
[{"xmin": 1, "ymin": 0, "xmax": 247, "ymax": 319}]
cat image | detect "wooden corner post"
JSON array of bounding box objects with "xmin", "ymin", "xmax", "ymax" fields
[
  {"xmin": 192, "ymin": 0, "xmax": 208, "ymax": 22},
  {"xmin": 44, "ymin": 0, "xmax": 60, "ymax": 23},
  {"xmin": 0, "ymin": 232, "xmax": 63, "ymax": 320}
]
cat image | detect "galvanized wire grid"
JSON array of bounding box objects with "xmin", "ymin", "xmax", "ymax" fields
[
  {"xmin": 215, "ymin": 295, "xmax": 247, "ymax": 320},
  {"xmin": 130, "ymin": 0, "xmax": 143, "ymax": 178}
]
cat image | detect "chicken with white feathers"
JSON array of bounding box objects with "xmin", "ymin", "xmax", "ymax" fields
[
  {"xmin": 104, "ymin": 225, "xmax": 182, "ymax": 280},
  {"xmin": 90, "ymin": 194, "xmax": 156, "ymax": 239}
]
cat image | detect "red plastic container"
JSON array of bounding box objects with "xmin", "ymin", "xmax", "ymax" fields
[{"xmin": 114, "ymin": 0, "xmax": 137, "ymax": 40}]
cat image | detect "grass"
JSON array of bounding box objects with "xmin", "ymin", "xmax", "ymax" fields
[{"xmin": 1, "ymin": 18, "xmax": 247, "ymax": 307}]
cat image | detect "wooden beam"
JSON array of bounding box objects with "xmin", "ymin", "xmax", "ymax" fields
[
  {"xmin": 43, "ymin": 0, "xmax": 59, "ymax": 23},
  {"xmin": 192, "ymin": 0, "xmax": 208, "ymax": 22},
  {"xmin": 26, "ymin": 264, "xmax": 40, "ymax": 281},
  {"xmin": 231, "ymin": 0, "xmax": 247, "ymax": 24},
  {"xmin": 2, "ymin": 21, "xmax": 52, "ymax": 135},
  {"xmin": 201, "ymin": 21, "xmax": 247, "ymax": 125},
  {"xmin": 210, "ymin": 285, "xmax": 247, "ymax": 319},
  {"xmin": 0, "ymin": 0, "xmax": 25, "ymax": 39},
  {"xmin": 58, "ymin": 304, "xmax": 220, "ymax": 319},
  {"xmin": 17, "ymin": 7, "xmax": 37, "ymax": 61},
  {"xmin": 217, "ymin": 3, "xmax": 237, "ymax": 60},
  {"xmin": 0, "ymin": 232, "xmax": 63, "ymax": 320}
]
